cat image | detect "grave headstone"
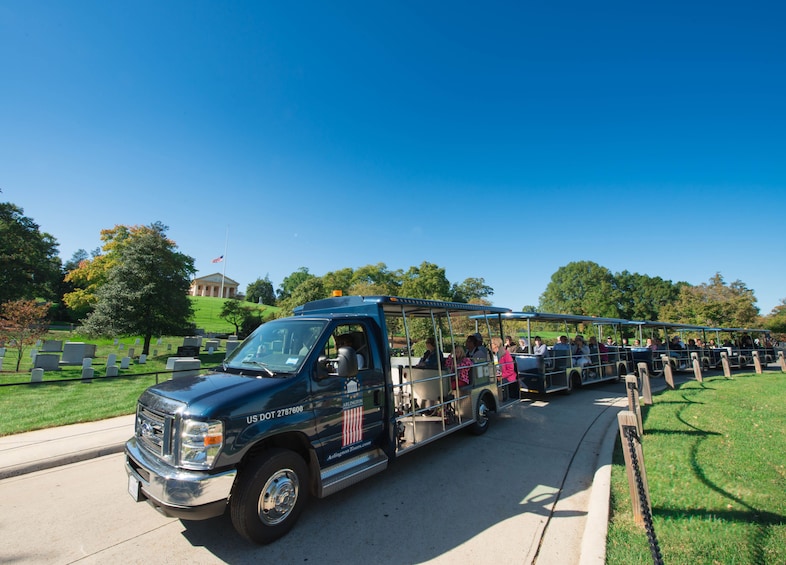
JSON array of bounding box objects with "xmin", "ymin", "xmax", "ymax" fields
[
  {"xmin": 113, "ymin": 339, "xmax": 119, "ymax": 345},
  {"xmin": 128, "ymin": 348, "xmax": 135, "ymax": 358},
  {"xmin": 118, "ymin": 343, "xmax": 125, "ymax": 350},
  {"xmin": 120, "ymin": 357, "xmax": 131, "ymax": 369},
  {"xmin": 153, "ymin": 349, "xmax": 158, "ymax": 356},
  {"xmin": 172, "ymin": 358, "xmax": 201, "ymax": 379},
  {"xmin": 167, "ymin": 343, "xmax": 172, "ymax": 351},
  {"xmin": 81, "ymin": 367, "xmax": 94, "ymax": 383},
  {"xmin": 0, "ymin": 347, "xmax": 5, "ymax": 357},
  {"xmin": 106, "ymin": 353, "xmax": 117, "ymax": 367},
  {"xmin": 177, "ymin": 345, "xmax": 200, "ymax": 357},
  {"xmin": 156, "ymin": 338, "xmax": 163, "ymax": 345},
  {"xmin": 82, "ymin": 358, "xmax": 93, "ymax": 369},
  {"xmin": 34, "ymin": 354, "xmax": 61, "ymax": 371},
  {"xmin": 41, "ymin": 340, "xmax": 63, "ymax": 352},
  {"xmin": 138, "ymin": 354, "xmax": 147, "ymax": 364},
  {"xmin": 225, "ymin": 341, "xmax": 241, "ymax": 355},
  {"xmin": 31, "ymin": 368, "xmax": 44, "ymax": 383},
  {"xmin": 183, "ymin": 336, "xmax": 201, "ymax": 348},
  {"xmin": 106, "ymin": 365, "xmax": 119, "ymax": 377},
  {"xmin": 135, "ymin": 338, "xmax": 141, "ymax": 345},
  {"xmin": 61, "ymin": 342, "xmax": 92, "ymax": 365}
]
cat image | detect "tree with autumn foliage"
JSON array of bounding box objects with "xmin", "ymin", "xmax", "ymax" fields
[
  {"xmin": 658, "ymin": 273, "xmax": 759, "ymax": 327},
  {"xmin": 0, "ymin": 299, "xmax": 51, "ymax": 371},
  {"xmin": 80, "ymin": 222, "xmax": 195, "ymax": 355},
  {"xmin": 63, "ymin": 223, "xmax": 172, "ymax": 320}
]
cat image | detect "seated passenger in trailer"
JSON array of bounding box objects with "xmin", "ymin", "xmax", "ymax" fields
[
  {"xmin": 532, "ymin": 336, "xmax": 548, "ymax": 357},
  {"xmin": 588, "ymin": 336, "xmax": 608, "ymax": 363},
  {"xmin": 414, "ymin": 337, "xmax": 441, "ymax": 369},
  {"xmin": 445, "ymin": 345, "xmax": 473, "ymax": 389},
  {"xmin": 491, "ymin": 337, "xmax": 518, "ymax": 399},
  {"xmin": 465, "ymin": 334, "xmax": 489, "ymax": 362},
  {"xmin": 572, "ymin": 335, "xmax": 591, "ymax": 368}
]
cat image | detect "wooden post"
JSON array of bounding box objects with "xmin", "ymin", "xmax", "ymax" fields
[
  {"xmin": 637, "ymin": 362, "xmax": 653, "ymax": 405},
  {"xmin": 618, "ymin": 410, "xmax": 651, "ymax": 527},
  {"xmin": 661, "ymin": 354, "xmax": 674, "ymax": 389},
  {"xmin": 625, "ymin": 375, "xmax": 643, "ymax": 436},
  {"xmin": 691, "ymin": 351, "xmax": 703, "ymax": 382},
  {"xmin": 720, "ymin": 351, "xmax": 732, "ymax": 378},
  {"xmin": 752, "ymin": 350, "xmax": 763, "ymax": 374},
  {"xmin": 778, "ymin": 351, "xmax": 786, "ymax": 372}
]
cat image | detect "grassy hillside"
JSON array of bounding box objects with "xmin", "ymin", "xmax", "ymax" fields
[{"xmin": 189, "ymin": 296, "xmax": 277, "ymax": 334}]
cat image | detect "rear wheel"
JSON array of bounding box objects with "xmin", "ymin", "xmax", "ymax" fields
[
  {"xmin": 570, "ymin": 370, "xmax": 583, "ymax": 389},
  {"xmin": 230, "ymin": 448, "xmax": 309, "ymax": 544},
  {"xmin": 469, "ymin": 394, "xmax": 491, "ymax": 435}
]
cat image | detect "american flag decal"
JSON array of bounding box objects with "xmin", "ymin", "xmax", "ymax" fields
[{"xmin": 342, "ymin": 405, "xmax": 363, "ymax": 446}]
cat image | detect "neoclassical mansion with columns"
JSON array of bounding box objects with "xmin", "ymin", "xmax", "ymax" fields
[{"xmin": 189, "ymin": 273, "xmax": 239, "ymax": 298}]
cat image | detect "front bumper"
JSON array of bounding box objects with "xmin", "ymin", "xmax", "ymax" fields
[{"xmin": 125, "ymin": 437, "xmax": 237, "ymax": 520}]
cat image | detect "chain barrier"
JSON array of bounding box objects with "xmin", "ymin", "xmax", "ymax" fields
[{"xmin": 624, "ymin": 425, "xmax": 664, "ymax": 565}]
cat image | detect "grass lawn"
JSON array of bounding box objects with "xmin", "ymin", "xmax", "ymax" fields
[{"xmin": 606, "ymin": 371, "xmax": 786, "ymax": 565}]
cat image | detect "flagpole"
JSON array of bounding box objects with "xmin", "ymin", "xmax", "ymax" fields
[{"xmin": 220, "ymin": 226, "xmax": 228, "ymax": 298}]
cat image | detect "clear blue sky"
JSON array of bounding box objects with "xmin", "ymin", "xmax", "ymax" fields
[{"xmin": 2, "ymin": 1, "xmax": 784, "ymax": 315}]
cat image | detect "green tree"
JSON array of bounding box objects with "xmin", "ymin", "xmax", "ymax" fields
[
  {"xmin": 613, "ymin": 270, "xmax": 684, "ymax": 321},
  {"xmin": 763, "ymin": 298, "xmax": 786, "ymax": 336},
  {"xmin": 0, "ymin": 299, "xmax": 51, "ymax": 371},
  {"xmin": 220, "ymin": 298, "xmax": 253, "ymax": 335},
  {"xmin": 400, "ymin": 262, "xmax": 451, "ymax": 300},
  {"xmin": 277, "ymin": 277, "xmax": 327, "ymax": 316},
  {"xmin": 64, "ymin": 224, "xmax": 167, "ymax": 318},
  {"xmin": 349, "ymin": 263, "xmax": 402, "ymax": 296},
  {"xmin": 659, "ymin": 273, "xmax": 759, "ymax": 327},
  {"xmin": 246, "ymin": 276, "xmax": 276, "ymax": 305},
  {"xmin": 322, "ymin": 268, "xmax": 355, "ymax": 296},
  {"xmin": 0, "ymin": 202, "xmax": 62, "ymax": 304},
  {"xmin": 277, "ymin": 267, "xmax": 315, "ymax": 301},
  {"xmin": 80, "ymin": 222, "xmax": 195, "ymax": 355},
  {"xmin": 451, "ymin": 277, "xmax": 494, "ymax": 303},
  {"xmin": 539, "ymin": 261, "xmax": 620, "ymax": 317}
]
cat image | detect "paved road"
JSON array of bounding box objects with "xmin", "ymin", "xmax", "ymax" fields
[{"xmin": 0, "ymin": 382, "xmax": 630, "ymax": 564}]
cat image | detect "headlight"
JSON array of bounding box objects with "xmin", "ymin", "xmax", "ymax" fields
[{"xmin": 180, "ymin": 419, "xmax": 224, "ymax": 470}]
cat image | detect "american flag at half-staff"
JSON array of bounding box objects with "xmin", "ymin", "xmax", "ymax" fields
[{"xmin": 342, "ymin": 405, "xmax": 363, "ymax": 446}]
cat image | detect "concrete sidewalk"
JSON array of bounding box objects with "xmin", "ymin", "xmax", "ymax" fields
[{"xmin": 0, "ymin": 414, "xmax": 135, "ymax": 480}]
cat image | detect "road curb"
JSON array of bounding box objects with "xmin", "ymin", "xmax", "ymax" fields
[{"xmin": 0, "ymin": 443, "xmax": 127, "ymax": 480}]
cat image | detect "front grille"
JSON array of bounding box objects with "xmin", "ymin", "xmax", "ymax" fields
[{"xmin": 137, "ymin": 404, "xmax": 174, "ymax": 458}]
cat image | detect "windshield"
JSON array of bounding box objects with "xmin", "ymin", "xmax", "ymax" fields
[{"xmin": 224, "ymin": 319, "xmax": 327, "ymax": 375}]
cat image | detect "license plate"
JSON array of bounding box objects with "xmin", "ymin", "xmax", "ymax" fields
[{"xmin": 127, "ymin": 474, "xmax": 143, "ymax": 502}]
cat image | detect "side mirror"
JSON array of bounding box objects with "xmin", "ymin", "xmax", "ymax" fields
[
  {"xmin": 316, "ymin": 347, "xmax": 359, "ymax": 379},
  {"xmin": 334, "ymin": 346, "xmax": 359, "ymax": 378}
]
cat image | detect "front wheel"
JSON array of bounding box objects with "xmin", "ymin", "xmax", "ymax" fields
[{"xmin": 230, "ymin": 448, "xmax": 309, "ymax": 544}]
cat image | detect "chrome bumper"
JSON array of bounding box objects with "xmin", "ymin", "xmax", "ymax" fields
[{"xmin": 125, "ymin": 437, "xmax": 236, "ymax": 520}]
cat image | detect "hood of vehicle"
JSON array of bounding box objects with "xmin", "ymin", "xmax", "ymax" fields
[{"xmin": 139, "ymin": 370, "xmax": 306, "ymax": 419}]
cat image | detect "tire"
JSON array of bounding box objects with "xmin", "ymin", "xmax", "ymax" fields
[
  {"xmin": 469, "ymin": 393, "xmax": 491, "ymax": 435},
  {"xmin": 570, "ymin": 370, "xmax": 583, "ymax": 389},
  {"xmin": 230, "ymin": 448, "xmax": 309, "ymax": 545}
]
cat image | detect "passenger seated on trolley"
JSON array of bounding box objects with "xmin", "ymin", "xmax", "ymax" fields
[
  {"xmin": 414, "ymin": 337, "xmax": 441, "ymax": 369},
  {"xmin": 445, "ymin": 345, "xmax": 473, "ymax": 389},
  {"xmin": 465, "ymin": 334, "xmax": 489, "ymax": 363},
  {"xmin": 572, "ymin": 335, "xmax": 591, "ymax": 368},
  {"xmin": 588, "ymin": 336, "xmax": 608, "ymax": 363},
  {"xmin": 532, "ymin": 336, "xmax": 547, "ymax": 357}
]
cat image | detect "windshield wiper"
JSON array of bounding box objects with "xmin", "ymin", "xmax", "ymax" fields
[{"xmin": 245, "ymin": 361, "xmax": 275, "ymax": 377}]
